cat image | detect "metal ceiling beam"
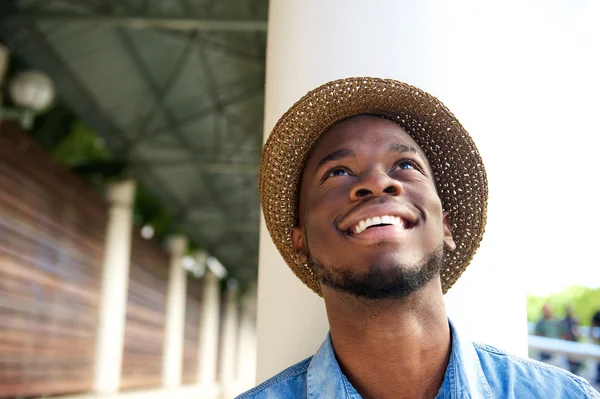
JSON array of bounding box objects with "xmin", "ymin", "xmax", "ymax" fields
[
  {"xmin": 151, "ymin": 30, "xmax": 265, "ymax": 62},
  {"xmin": 130, "ymin": 83, "xmax": 264, "ymax": 146},
  {"xmin": 173, "ymin": 174, "xmax": 259, "ymax": 226},
  {"xmin": 132, "ymin": 158, "xmax": 258, "ymax": 173},
  {"xmin": 188, "ymin": 210, "xmax": 259, "ymax": 221},
  {"xmin": 137, "ymin": 139, "xmax": 260, "ymax": 151},
  {"xmin": 134, "ymin": 30, "xmax": 198, "ymax": 144},
  {"xmin": 7, "ymin": 12, "xmax": 268, "ymax": 31},
  {"xmin": 192, "ymin": 222, "xmax": 258, "ymax": 232}
]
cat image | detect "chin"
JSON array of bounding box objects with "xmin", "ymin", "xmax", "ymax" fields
[{"xmin": 311, "ymin": 248, "xmax": 445, "ymax": 300}]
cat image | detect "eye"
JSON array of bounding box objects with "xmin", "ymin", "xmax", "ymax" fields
[
  {"xmin": 393, "ymin": 160, "xmax": 417, "ymax": 171},
  {"xmin": 327, "ymin": 168, "xmax": 349, "ymax": 177},
  {"xmin": 320, "ymin": 166, "xmax": 353, "ymax": 184}
]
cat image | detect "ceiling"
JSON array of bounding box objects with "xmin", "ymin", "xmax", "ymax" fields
[{"xmin": 0, "ymin": 0, "xmax": 269, "ymax": 284}]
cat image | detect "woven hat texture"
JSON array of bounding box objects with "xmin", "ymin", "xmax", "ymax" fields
[{"xmin": 259, "ymin": 77, "xmax": 488, "ymax": 296}]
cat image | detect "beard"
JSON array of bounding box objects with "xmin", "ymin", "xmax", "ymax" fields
[{"xmin": 308, "ymin": 247, "xmax": 445, "ymax": 300}]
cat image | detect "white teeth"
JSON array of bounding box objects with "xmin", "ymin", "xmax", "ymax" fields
[{"xmin": 351, "ymin": 215, "xmax": 406, "ymax": 235}]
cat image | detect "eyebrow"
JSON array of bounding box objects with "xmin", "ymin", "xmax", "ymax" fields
[
  {"xmin": 388, "ymin": 143, "xmax": 425, "ymax": 160},
  {"xmin": 315, "ymin": 148, "xmax": 355, "ymax": 170}
]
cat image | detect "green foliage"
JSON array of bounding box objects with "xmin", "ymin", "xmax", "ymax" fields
[
  {"xmin": 527, "ymin": 286, "xmax": 600, "ymax": 326},
  {"xmin": 52, "ymin": 121, "xmax": 112, "ymax": 166}
]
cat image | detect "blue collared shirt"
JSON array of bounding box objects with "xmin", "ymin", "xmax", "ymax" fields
[{"xmin": 236, "ymin": 321, "xmax": 600, "ymax": 398}]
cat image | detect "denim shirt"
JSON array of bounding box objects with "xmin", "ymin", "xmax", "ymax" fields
[{"xmin": 236, "ymin": 320, "xmax": 600, "ymax": 398}]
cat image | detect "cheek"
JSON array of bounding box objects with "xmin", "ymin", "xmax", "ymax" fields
[
  {"xmin": 304, "ymin": 194, "xmax": 335, "ymax": 234},
  {"xmin": 303, "ymin": 188, "xmax": 347, "ymax": 246},
  {"xmin": 422, "ymin": 193, "xmax": 446, "ymax": 238},
  {"xmin": 306, "ymin": 184, "xmax": 348, "ymax": 220}
]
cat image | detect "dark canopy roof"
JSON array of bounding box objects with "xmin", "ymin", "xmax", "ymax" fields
[{"xmin": 1, "ymin": 0, "xmax": 269, "ymax": 284}]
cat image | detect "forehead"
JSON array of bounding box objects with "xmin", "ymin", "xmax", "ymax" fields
[{"xmin": 305, "ymin": 115, "xmax": 429, "ymax": 169}]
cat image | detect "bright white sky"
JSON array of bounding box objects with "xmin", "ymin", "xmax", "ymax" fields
[{"xmin": 444, "ymin": 0, "xmax": 600, "ymax": 296}]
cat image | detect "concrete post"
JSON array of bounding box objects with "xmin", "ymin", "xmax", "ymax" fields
[
  {"xmin": 235, "ymin": 283, "xmax": 257, "ymax": 394},
  {"xmin": 93, "ymin": 180, "xmax": 136, "ymax": 394},
  {"xmin": 162, "ymin": 235, "xmax": 188, "ymax": 388},
  {"xmin": 219, "ymin": 283, "xmax": 239, "ymax": 396},
  {"xmin": 197, "ymin": 271, "xmax": 221, "ymax": 386}
]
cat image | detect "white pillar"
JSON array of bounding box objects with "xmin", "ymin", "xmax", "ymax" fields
[
  {"xmin": 235, "ymin": 283, "xmax": 258, "ymax": 393},
  {"xmin": 197, "ymin": 271, "xmax": 221, "ymax": 386},
  {"xmin": 93, "ymin": 180, "xmax": 136, "ymax": 394},
  {"xmin": 219, "ymin": 283, "xmax": 239, "ymax": 393},
  {"xmin": 257, "ymin": 0, "xmax": 528, "ymax": 383},
  {"xmin": 162, "ymin": 235, "xmax": 188, "ymax": 388}
]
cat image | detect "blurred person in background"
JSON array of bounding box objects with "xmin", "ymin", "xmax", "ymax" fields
[
  {"xmin": 592, "ymin": 310, "xmax": 600, "ymax": 384},
  {"xmin": 561, "ymin": 305, "xmax": 582, "ymax": 374},
  {"xmin": 535, "ymin": 303, "xmax": 560, "ymax": 361}
]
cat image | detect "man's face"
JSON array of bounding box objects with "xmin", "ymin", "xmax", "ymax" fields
[{"xmin": 291, "ymin": 115, "xmax": 455, "ymax": 299}]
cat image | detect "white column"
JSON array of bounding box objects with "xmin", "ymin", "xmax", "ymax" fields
[
  {"xmin": 93, "ymin": 180, "xmax": 136, "ymax": 394},
  {"xmin": 257, "ymin": 0, "xmax": 528, "ymax": 383},
  {"xmin": 197, "ymin": 271, "xmax": 221, "ymax": 386},
  {"xmin": 235, "ymin": 283, "xmax": 258, "ymax": 393},
  {"xmin": 219, "ymin": 284, "xmax": 239, "ymax": 393},
  {"xmin": 162, "ymin": 235, "xmax": 188, "ymax": 388}
]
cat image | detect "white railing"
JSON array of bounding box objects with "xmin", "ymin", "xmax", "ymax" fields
[
  {"xmin": 528, "ymin": 335, "xmax": 600, "ymax": 360},
  {"xmin": 527, "ymin": 323, "xmax": 600, "ymax": 387}
]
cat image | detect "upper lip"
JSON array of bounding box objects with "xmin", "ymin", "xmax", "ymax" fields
[{"xmin": 337, "ymin": 200, "xmax": 420, "ymax": 234}]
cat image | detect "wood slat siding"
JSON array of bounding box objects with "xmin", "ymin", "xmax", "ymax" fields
[
  {"xmin": 0, "ymin": 122, "xmax": 107, "ymax": 398},
  {"xmin": 182, "ymin": 276, "xmax": 203, "ymax": 384},
  {"xmin": 120, "ymin": 235, "xmax": 169, "ymax": 391}
]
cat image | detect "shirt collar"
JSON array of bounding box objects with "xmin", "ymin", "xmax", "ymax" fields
[
  {"xmin": 441, "ymin": 320, "xmax": 492, "ymax": 398},
  {"xmin": 306, "ymin": 332, "xmax": 361, "ymax": 398},
  {"xmin": 306, "ymin": 319, "xmax": 491, "ymax": 399}
]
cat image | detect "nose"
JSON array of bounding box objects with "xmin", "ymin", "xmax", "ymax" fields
[{"xmin": 349, "ymin": 169, "xmax": 403, "ymax": 201}]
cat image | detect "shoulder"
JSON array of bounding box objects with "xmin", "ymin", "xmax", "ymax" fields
[
  {"xmin": 473, "ymin": 342, "xmax": 599, "ymax": 398},
  {"xmin": 235, "ymin": 357, "xmax": 312, "ymax": 399}
]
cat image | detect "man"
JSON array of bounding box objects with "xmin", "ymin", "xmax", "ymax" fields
[
  {"xmin": 534, "ymin": 303, "xmax": 560, "ymax": 361},
  {"xmin": 560, "ymin": 305, "xmax": 582, "ymax": 374},
  {"xmin": 238, "ymin": 78, "xmax": 599, "ymax": 398},
  {"xmin": 592, "ymin": 310, "xmax": 600, "ymax": 385}
]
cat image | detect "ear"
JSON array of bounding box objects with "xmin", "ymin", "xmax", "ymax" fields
[
  {"xmin": 291, "ymin": 226, "xmax": 309, "ymax": 265},
  {"xmin": 442, "ymin": 212, "xmax": 456, "ymax": 252}
]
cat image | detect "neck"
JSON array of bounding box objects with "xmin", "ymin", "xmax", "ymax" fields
[{"xmin": 322, "ymin": 278, "xmax": 450, "ymax": 399}]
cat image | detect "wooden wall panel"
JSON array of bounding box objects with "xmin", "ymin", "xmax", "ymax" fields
[
  {"xmin": 182, "ymin": 276, "xmax": 203, "ymax": 384},
  {"xmin": 120, "ymin": 235, "xmax": 169, "ymax": 391},
  {"xmin": 0, "ymin": 122, "xmax": 107, "ymax": 398}
]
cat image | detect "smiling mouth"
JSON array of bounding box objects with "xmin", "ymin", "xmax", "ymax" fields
[{"xmin": 348, "ymin": 215, "xmax": 409, "ymax": 235}]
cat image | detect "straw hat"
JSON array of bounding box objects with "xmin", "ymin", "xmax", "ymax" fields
[{"xmin": 259, "ymin": 77, "xmax": 488, "ymax": 296}]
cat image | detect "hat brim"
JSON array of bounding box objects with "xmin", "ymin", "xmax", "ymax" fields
[{"xmin": 259, "ymin": 77, "xmax": 488, "ymax": 296}]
